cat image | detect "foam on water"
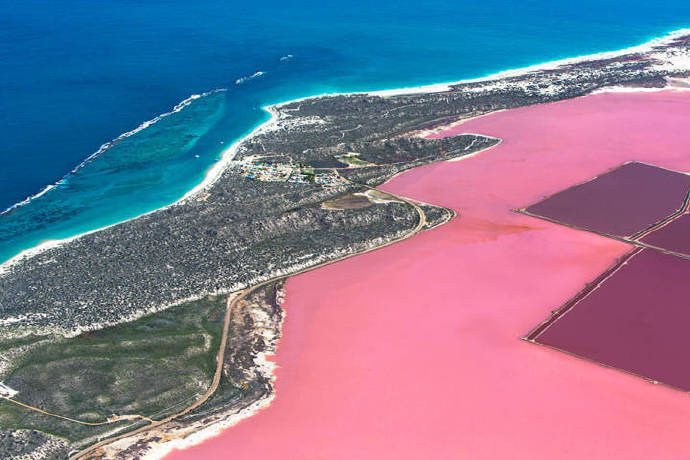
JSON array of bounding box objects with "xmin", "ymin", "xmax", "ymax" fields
[
  {"xmin": 235, "ymin": 72, "xmax": 266, "ymax": 85},
  {"xmin": 0, "ymin": 90, "xmax": 229, "ymax": 263},
  {"xmin": 1, "ymin": 90, "xmax": 224, "ymax": 217},
  {"xmin": 2, "ymin": 0, "xmax": 690, "ymax": 265}
]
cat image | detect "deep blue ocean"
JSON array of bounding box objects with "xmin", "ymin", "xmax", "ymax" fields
[{"xmin": 1, "ymin": 0, "xmax": 689, "ymax": 263}]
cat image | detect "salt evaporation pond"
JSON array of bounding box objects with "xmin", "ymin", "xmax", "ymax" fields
[
  {"xmin": 168, "ymin": 90, "xmax": 690, "ymax": 459},
  {"xmin": 523, "ymin": 159, "xmax": 690, "ymax": 392},
  {"xmin": 524, "ymin": 161, "xmax": 689, "ymax": 237},
  {"xmin": 642, "ymin": 213, "xmax": 690, "ymax": 256},
  {"xmin": 532, "ymin": 248, "xmax": 690, "ymax": 391}
]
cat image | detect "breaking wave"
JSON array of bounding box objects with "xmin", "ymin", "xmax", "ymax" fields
[
  {"xmin": 235, "ymin": 71, "xmax": 265, "ymax": 85},
  {"xmin": 1, "ymin": 89, "xmax": 226, "ymax": 216}
]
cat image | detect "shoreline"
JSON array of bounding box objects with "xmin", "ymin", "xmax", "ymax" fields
[
  {"xmin": 2, "ymin": 25, "xmax": 690, "ymax": 459},
  {"xmin": 163, "ymin": 89, "xmax": 690, "ymax": 460},
  {"xmin": 74, "ymin": 183, "xmax": 438, "ymax": 460},
  {"xmin": 0, "ymin": 105, "xmax": 278, "ymax": 277},
  {"xmin": 142, "ymin": 30, "xmax": 690, "ymax": 455},
  {"xmin": 143, "ymin": 90, "xmax": 667, "ymax": 459},
  {"xmin": 0, "ymin": 89, "xmax": 226, "ymax": 217},
  {"xmin": 1, "ymin": 27, "xmax": 689, "ymax": 276},
  {"xmin": 272, "ymin": 26, "xmax": 690, "ymax": 101}
]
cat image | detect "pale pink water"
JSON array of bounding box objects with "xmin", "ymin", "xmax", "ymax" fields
[{"xmin": 169, "ymin": 91, "xmax": 690, "ymax": 459}]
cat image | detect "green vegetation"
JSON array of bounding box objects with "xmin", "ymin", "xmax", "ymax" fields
[
  {"xmin": 0, "ymin": 295, "xmax": 227, "ymax": 445},
  {"xmin": 336, "ymin": 154, "xmax": 373, "ymax": 167}
]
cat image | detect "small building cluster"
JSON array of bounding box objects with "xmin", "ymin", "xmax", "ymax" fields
[
  {"xmin": 234, "ymin": 160, "xmax": 346, "ymax": 188},
  {"xmin": 314, "ymin": 174, "xmax": 347, "ymax": 187},
  {"xmin": 235, "ymin": 161, "xmax": 293, "ymax": 182}
]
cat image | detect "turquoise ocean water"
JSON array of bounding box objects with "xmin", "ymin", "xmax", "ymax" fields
[{"xmin": 1, "ymin": 0, "xmax": 690, "ymax": 263}]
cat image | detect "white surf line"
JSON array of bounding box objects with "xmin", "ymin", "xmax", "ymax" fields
[
  {"xmin": 178, "ymin": 105, "xmax": 280, "ymax": 201},
  {"xmin": 0, "ymin": 107, "xmax": 280, "ymax": 277},
  {"xmin": 364, "ymin": 28, "xmax": 690, "ymax": 97},
  {"xmin": 1, "ymin": 89, "xmax": 226, "ymax": 217},
  {"xmin": 235, "ymin": 71, "xmax": 265, "ymax": 85},
  {"xmin": 2, "ymin": 28, "xmax": 690, "ymax": 275}
]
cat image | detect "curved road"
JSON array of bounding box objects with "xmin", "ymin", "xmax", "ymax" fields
[{"xmin": 70, "ymin": 180, "xmax": 430, "ymax": 459}]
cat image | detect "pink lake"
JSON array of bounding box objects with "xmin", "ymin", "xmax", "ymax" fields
[
  {"xmin": 534, "ymin": 248, "xmax": 690, "ymax": 392},
  {"xmin": 524, "ymin": 161, "xmax": 689, "ymax": 238},
  {"xmin": 168, "ymin": 90, "xmax": 690, "ymax": 459}
]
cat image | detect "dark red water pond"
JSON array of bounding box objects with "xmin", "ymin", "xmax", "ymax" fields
[
  {"xmin": 525, "ymin": 162, "xmax": 689, "ymax": 237},
  {"xmin": 532, "ymin": 249, "xmax": 690, "ymax": 391},
  {"xmin": 641, "ymin": 213, "xmax": 690, "ymax": 257}
]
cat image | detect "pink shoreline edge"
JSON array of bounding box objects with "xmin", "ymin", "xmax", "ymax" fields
[{"xmin": 168, "ymin": 90, "xmax": 690, "ymax": 460}]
